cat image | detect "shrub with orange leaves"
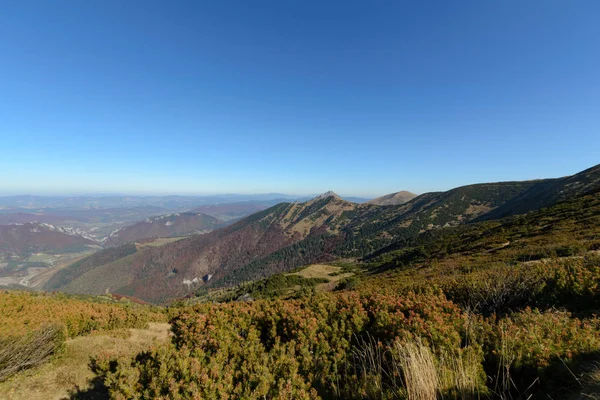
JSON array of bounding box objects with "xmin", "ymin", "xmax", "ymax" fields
[{"xmin": 94, "ymin": 290, "xmax": 485, "ymax": 399}]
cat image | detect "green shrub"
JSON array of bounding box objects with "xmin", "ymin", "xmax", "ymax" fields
[
  {"xmin": 335, "ymin": 276, "xmax": 359, "ymax": 291},
  {"xmin": 443, "ymin": 257, "xmax": 600, "ymax": 315},
  {"xmin": 540, "ymin": 256, "xmax": 600, "ymax": 312},
  {"xmin": 444, "ymin": 265, "xmax": 546, "ymax": 316},
  {"xmin": 555, "ymin": 244, "xmax": 584, "ymax": 257}
]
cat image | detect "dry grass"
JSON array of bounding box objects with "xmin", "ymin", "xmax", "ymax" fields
[
  {"xmin": 393, "ymin": 340, "xmax": 439, "ymax": 400},
  {"xmin": 350, "ymin": 335, "xmax": 389, "ymax": 398},
  {"xmin": 576, "ymin": 366, "xmax": 600, "ymax": 399},
  {"xmin": 0, "ymin": 323, "xmax": 171, "ymax": 400},
  {"xmin": 135, "ymin": 236, "xmax": 187, "ymax": 248},
  {"xmin": 288, "ymin": 264, "xmax": 354, "ymax": 291},
  {"xmin": 438, "ymin": 348, "xmax": 483, "ymax": 399},
  {"xmin": 350, "ymin": 336, "xmax": 483, "ymax": 400},
  {"xmin": 289, "ymin": 264, "xmax": 340, "ymax": 278}
]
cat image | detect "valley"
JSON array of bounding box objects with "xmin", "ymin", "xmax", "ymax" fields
[{"xmin": 0, "ymin": 194, "xmax": 314, "ymax": 291}]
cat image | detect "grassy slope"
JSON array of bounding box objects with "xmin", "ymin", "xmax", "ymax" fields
[
  {"xmin": 0, "ymin": 291, "xmax": 167, "ymax": 399},
  {"xmin": 481, "ymin": 163, "xmax": 600, "ymax": 220},
  {"xmin": 44, "ymin": 243, "xmax": 138, "ymax": 291},
  {"xmin": 57, "ymin": 252, "xmax": 138, "ymax": 295},
  {"xmin": 0, "ymin": 323, "xmax": 170, "ymax": 400},
  {"xmin": 201, "ymin": 189, "xmax": 600, "ymax": 304},
  {"xmin": 192, "ymin": 263, "xmax": 357, "ymax": 302},
  {"xmin": 361, "ymin": 188, "xmax": 600, "ymax": 278}
]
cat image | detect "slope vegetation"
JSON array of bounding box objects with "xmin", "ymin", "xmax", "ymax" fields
[
  {"xmin": 479, "ymin": 163, "xmax": 600, "ymax": 220},
  {"xmin": 99, "ymin": 187, "xmax": 600, "ymax": 400},
  {"xmin": 5, "ymin": 167, "xmax": 600, "ymax": 400},
  {"xmin": 46, "ymin": 164, "xmax": 600, "ymax": 304}
]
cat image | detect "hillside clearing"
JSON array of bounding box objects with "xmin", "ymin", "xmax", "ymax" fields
[
  {"xmin": 135, "ymin": 236, "xmax": 187, "ymax": 248},
  {"xmin": 288, "ymin": 264, "xmax": 354, "ymax": 291}
]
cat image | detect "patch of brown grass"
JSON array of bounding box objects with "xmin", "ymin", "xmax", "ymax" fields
[
  {"xmin": 135, "ymin": 237, "xmax": 187, "ymax": 249},
  {"xmin": 394, "ymin": 340, "xmax": 438, "ymax": 400},
  {"xmin": 288, "ymin": 264, "xmax": 354, "ymax": 291},
  {"xmin": 350, "ymin": 336, "xmax": 484, "ymax": 400}
]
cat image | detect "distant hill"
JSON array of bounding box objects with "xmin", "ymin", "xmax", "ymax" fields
[
  {"xmin": 364, "ymin": 185, "xmax": 600, "ymax": 272},
  {"xmin": 0, "ymin": 222, "xmax": 97, "ymax": 257},
  {"xmin": 367, "ymin": 190, "xmax": 417, "ymax": 206},
  {"xmin": 190, "ymin": 200, "xmax": 289, "ymax": 221},
  {"xmin": 43, "ymin": 164, "xmax": 600, "ymax": 304},
  {"xmin": 102, "ymin": 212, "xmax": 223, "ymax": 247}
]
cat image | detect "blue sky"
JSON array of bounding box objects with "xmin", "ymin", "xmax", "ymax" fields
[{"xmin": 1, "ymin": 1, "xmax": 599, "ymax": 197}]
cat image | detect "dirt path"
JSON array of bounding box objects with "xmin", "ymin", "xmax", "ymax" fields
[{"xmin": 0, "ymin": 323, "xmax": 171, "ymax": 400}]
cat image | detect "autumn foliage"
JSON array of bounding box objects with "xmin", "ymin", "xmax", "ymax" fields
[
  {"xmin": 91, "ymin": 252, "xmax": 600, "ymax": 399},
  {"xmin": 94, "ymin": 291, "xmax": 490, "ymax": 399}
]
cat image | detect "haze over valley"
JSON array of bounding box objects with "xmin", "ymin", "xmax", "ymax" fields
[{"xmin": 0, "ymin": 193, "xmax": 367, "ymax": 288}]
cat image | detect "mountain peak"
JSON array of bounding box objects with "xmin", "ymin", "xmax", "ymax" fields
[
  {"xmin": 313, "ymin": 191, "xmax": 341, "ymax": 200},
  {"xmin": 367, "ymin": 190, "xmax": 417, "ymax": 206}
]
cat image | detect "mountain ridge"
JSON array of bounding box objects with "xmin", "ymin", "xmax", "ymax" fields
[
  {"xmin": 43, "ymin": 163, "xmax": 600, "ymax": 304},
  {"xmin": 367, "ymin": 190, "xmax": 417, "ymax": 206}
]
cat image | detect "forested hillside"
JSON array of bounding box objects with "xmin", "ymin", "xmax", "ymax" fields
[{"xmin": 44, "ymin": 164, "xmax": 600, "ymax": 304}]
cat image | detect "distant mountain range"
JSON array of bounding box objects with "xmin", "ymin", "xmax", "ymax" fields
[
  {"xmin": 102, "ymin": 213, "xmax": 224, "ymax": 247},
  {"xmin": 0, "ymin": 193, "xmax": 303, "ymax": 209},
  {"xmin": 40, "ymin": 163, "xmax": 600, "ymax": 304},
  {"xmin": 0, "ymin": 195, "xmax": 369, "ymax": 272},
  {"xmin": 0, "ymin": 194, "xmax": 370, "ymax": 243},
  {"xmin": 190, "ymin": 199, "xmax": 293, "ymax": 221},
  {"xmin": 0, "ymin": 193, "xmax": 372, "ymax": 211}
]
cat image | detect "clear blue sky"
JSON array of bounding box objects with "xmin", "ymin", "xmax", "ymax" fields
[{"xmin": 1, "ymin": 1, "xmax": 598, "ymax": 197}]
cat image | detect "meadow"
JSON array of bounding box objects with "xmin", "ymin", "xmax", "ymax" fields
[{"xmin": 0, "ymin": 290, "xmax": 166, "ymax": 393}]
